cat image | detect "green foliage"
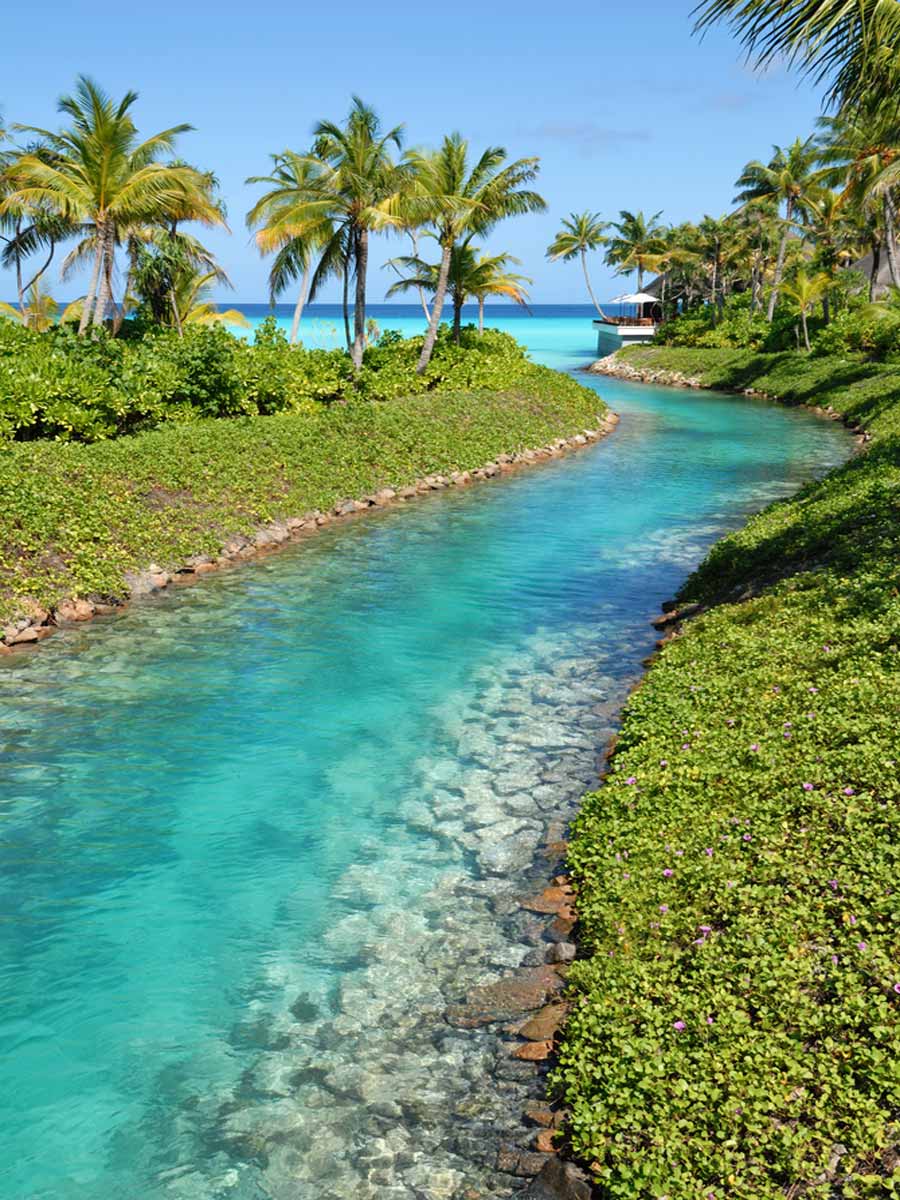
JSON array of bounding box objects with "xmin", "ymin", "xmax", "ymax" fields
[
  {"xmin": 558, "ymin": 345, "xmax": 900, "ymax": 1199},
  {"xmin": 0, "ymin": 359, "xmax": 604, "ymax": 621},
  {"xmin": 0, "ymin": 321, "xmax": 543, "ymax": 442},
  {"xmin": 812, "ymin": 305, "xmax": 900, "ymax": 360},
  {"xmin": 656, "ymin": 294, "xmax": 773, "ymax": 350}
]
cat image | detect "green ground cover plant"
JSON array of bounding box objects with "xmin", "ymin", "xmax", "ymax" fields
[
  {"xmin": 558, "ymin": 346, "xmax": 900, "ymax": 1198},
  {"xmin": 0, "ymin": 362, "xmax": 603, "ymax": 623}
]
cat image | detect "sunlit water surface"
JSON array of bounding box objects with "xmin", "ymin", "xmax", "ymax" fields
[{"xmin": 0, "ymin": 311, "xmax": 851, "ymax": 1199}]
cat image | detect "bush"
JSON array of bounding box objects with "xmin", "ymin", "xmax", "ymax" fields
[{"xmin": 0, "ymin": 318, "xmax": 546, "ymax": 442}]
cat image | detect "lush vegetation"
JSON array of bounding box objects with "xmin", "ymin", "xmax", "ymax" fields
[
  {"xmin": 556, "ymin": 345, "xmax": 900, "ymax": 1198},
  {"xmin": 0, "ymin": 319, "xmax": 558, "ymax": 442},
  {"xmin": 0, "ymin": 352, "xmax": 603, "ymax": 622}
]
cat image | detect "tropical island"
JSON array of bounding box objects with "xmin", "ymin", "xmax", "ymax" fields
[{"xmin": 0, "ymin": 3, "xmax": 898, "ymax": 1200}]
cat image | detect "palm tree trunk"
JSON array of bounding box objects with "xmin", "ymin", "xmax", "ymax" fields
[
  {"xmin": 883, "ymin": 194, "xmax": 900, "ymax": 289},
  {"xmin": 14, "ymin": 218, "xmax": 24, "ymax": 312},
  {"xmin": 351, "ymin": 227, "xmax": 368, "ymax": 373},
  {"xmin": 478, "ymin": 296, "xmax": 484, "ymax": 336},
  {"xmin": 767, "ymin": 198, "xmax": 793, "ymax": 322},
  {"xmin": 416, "ymin": 236, "xmax": 453, "ymax": 375},
  {"xmin": 870, "ymin": 240, "xmax": 881, "ymax": 301},
  {"xmin": 80, "ymin": 230, "xmax": 105, "ymax": 335},
  {"xmin": 290, "ymin": 264, "xmax": 311, "ymax": 345},
  {"xmin": 92, "ymin": 224, "xmax": 115, "ymax": 327},
  {"xmin": 801, "ymin": 310, "xmax": 811, "ymax": 352},
  {"xmin": 170, "ymin": 288, "xmax": 184, "ymax": 337},
  {"xmin": 453, "ymin": 292, "xmax": 463, "ymax": 344},
  {"xmin": 409, "ymin": 230, "xmax": 431, "ymax": 322},
  {"xmin": 342, "ymin": 259, "xmax": 351, "ymax": 352},
  {"xmin": 580, "ymin": 249, "xmax": 605, "ymax": 317}
]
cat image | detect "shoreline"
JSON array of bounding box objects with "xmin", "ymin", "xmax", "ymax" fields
[{"xmin": 1, "ymin": 413, "xmax": 619, "ymax": 660}]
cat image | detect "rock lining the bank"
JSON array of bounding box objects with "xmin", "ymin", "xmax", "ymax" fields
[{"xmin": 1, "ymin": 414, "xmax": 619, "ymax": 657}]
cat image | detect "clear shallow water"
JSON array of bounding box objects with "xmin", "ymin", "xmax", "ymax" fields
[{"xmin": 0, "ymin": 321, "xmax": 852, "ymax": 1200}]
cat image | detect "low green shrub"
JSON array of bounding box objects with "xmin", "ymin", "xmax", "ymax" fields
[
  {"xmin": 558, "ymin": 346, "xmax": 900, "ymax": 1199},
  {"xmin": 0, "ymin": 316, "xmax": 545, "ymax": 442}
]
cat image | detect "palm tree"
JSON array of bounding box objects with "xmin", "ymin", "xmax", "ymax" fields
[
  {"xmin": 735, "ymin": 138, "xmax": 823, "ymax": 320},
  {"xmin": 246, "ymin": 152, "xmax": 336, "ymax": 344},
  {"xmin": 386, "ymin": 239, "xmax": 531, "ymax": 338},
  {"xmin": 604, "ymin": 210, "xmax": 665, "ymax": 292},
  {"xmin": 820, "ymin": 111, "xmax": 897, "ymax": 291},
  {"xmin": 546, "ymin": 212, "xmax": 609, "ymax": 315},
  {"xmin": 780, "ymin": 269, "xmax": 831, "ymax": 350},
  {"xmin": 0, "ymin": 281, "xmax": 58, "ymax": 331},
  {"xmin": 2, "ymin": 76, "xmax": 222, "ymax": 333},
  {"xmin": 299, "ymin": 98, "xmax": 407, "ymax": 372},
  {"xmin": 693, "ymin": 0, "xmax": 900, "ymax": 111},
  {"xmin": 395, "ymin": 133, "xmax": 544, "ymax": 373}
]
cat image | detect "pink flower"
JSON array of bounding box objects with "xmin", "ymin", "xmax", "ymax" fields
[
  {"xmin": 749, "ymin": 743, "xmax": 760, "ymax": 752},
  {"xmin": 809, "ymin": 686, "xmax": 819, "ymax": 693},
  {"xmin": 659, "ymin": 904, "xmax": 669, "ymax": 913},
  {"xmin": 673, "ymin": 1020, "xmax": 686, "ymax": 1031},
  {"xmin": 893, "ymin": 983, "xmax": 900, "ymax": 995},
  {"xmin": 843, "ymin": 787, "xmax": 855, "ymax": 796},
  {"xmin": 663, "ymin": 868, "xmax": 674, "ymax": 877},
  {"xmin": 802, "ymin": 782, "xmax": 814, "ymax": 791},
  {"xmin": 659, "ymin": 759, "xmax": 668, "ymax": 767},
  {"xmin": 682, "ymin": 743, "xmax": 691, "ymax": 750},
  {"xmin": 704, "ymin": 847, "xmax": 713, "ymax": 856},
  {"xmin": 625, "ymin": 776, "xmax": 637, "ymax": 785},
  {"xmin": 742, "ymin": 833, "xmax": 752, "ymax": 842},
  {"xmin": 706, "ymin": 1016, "xmax": 714, "ymax": 1025},
  {"xmin": 857, "ymin": 942, "xmax": 868, "ymax": 952}
]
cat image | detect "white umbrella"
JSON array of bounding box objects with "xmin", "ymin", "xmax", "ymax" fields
[{"xmin": 609, "ymin": 292, "xmax": 658, "ymax": 304}]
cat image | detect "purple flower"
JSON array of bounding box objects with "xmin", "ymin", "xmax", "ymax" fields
[
  {"xmin": 706, "ymin": 1017, "xmax": 714, "ymax": 1025},
  {"xmin": 832, "ymin": 955, "xmax": 839, "ymax": 965},
  {"xmin": 625, "ymin": 776, "xmax": 637, "ymax": 785},
  {"xmin": 829, "ymin": 879, "xmax": 838, "ymax": 891},
  {"xmin": 784, "ymin": 721, "xmax": 792, "ymax": 728},
  {"xmin": 727, "ymin": 880, "xmax": 735, "ymax": 889},
  {"xmin": 673, "ymin": 1020, "xmax": 686, "ymax": 1031},
  {"xmin": 663, "ymin": 868, "xmax": 674, "ymax": 877},
  {"xmin": 704, "ymin": 847, "xmax": 713, "ymax": 856},
  {"xmin": 659, "ymin": 904, "xmax": 669, "ymax": 913},
  {"xmin": 699, "ymin": 925, "xmax": 712, "ymax": 933},
  {"xmin": 772, "ymin": 685, "xmax": 780, "ymax": 693},
  {"xmin": 802, "ymin": 782, "xmax": 814, "ymax": 791},
  {"xmin": 743, "ymin": 833, "xmax": 752, "ymax": 842},
  {"xmin": 843, "ymin": 786, "xmax": 855, "ymax": 796},
  {"xmin": 806, "ymin": 711, "xmax": 816, "ymax": 719},
  {"xmin": 809, "ymin": 686, "xmax": 819, "ymax": 694},
  {"xmin": 726, "ymin": 718, "xmax": 735, "ymax": 727},
  {"xmin": 682, "ymin": 742, "xmax": 691, "ymax": 750},
  {"xmin": 857, "ymin": 942, "xmax": 868, "ymax": 952},
  {"xmin": 849, "ymin": 914, "xmax": 857, "ymax": 925},
  {"xmin": 622, "ymin": 872, "xmax": 630, "ymax": 880},
  {"xmin": 659, "ymin": 759, "xmax": 668, "ymax": 767},
  {"xmin": 749, "ymin": 743, "xmax": 760, "ymax": 752},
  {"xmin": 893, "ymin": 983, "xmax": 900, "ymax": 995},
  {"xmin": 784, "ymin": 732, "xmax": 792, "ymax": 739},
  {"xmin": 675, "ymin": 849, "xmax": 684, "ymax": 857}
]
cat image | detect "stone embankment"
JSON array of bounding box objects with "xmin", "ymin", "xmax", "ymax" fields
[
  {"xmin": 586, "ymin": 353, "xmax": 710, "ymax": 390},
  {"xmin": 1, "ymin": 414, "xmax": 619, "ymax": 656}
]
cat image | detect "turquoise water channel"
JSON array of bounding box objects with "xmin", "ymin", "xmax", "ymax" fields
[{"xmin": 0, "ymin": 315, "xmax": 851, "ymax": 1200}]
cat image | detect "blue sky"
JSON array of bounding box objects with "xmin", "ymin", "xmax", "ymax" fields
[{"xmin": 1, "ymin": 0, "xmax": 824, "ymax": 305}]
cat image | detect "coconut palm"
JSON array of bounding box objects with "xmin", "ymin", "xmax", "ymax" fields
[
  {"xmin": 292, "ymin": 98, "xmax": 407, "ymax": 371},
  {"xmin": 735, "ymin": 138, "xmax": 823, "ymax": 319},
  {"xmin": 780, "ymin": 268, "xmax": 831, "ymax": 350},
  {"xmin": 0, "ymin": 281, "xmax": 58, "ymax": 331},
  {"xmin": 694, "ymin": 0, "xmax": 900, "ymax": 111},
  {"xmin": 393, "ymin": 134, "xmax": 544, "ymax": 373},
  {"xmin": 2, "ymin": 76, "xmax": 222, "ymax": 333},
  {"xmin": 604, "ymin": 210, "xmax": 666, "ymax": 292},
  {"xmin": 246, "ymin": 152, "xmax": 336, "ymax": 344},
  {"xmin": 545, "ymin": 212, "xmax": 609, "ymax": 315},
  {"xmin": 386, "ymin": 239, "xmax": 531, "ymax": 339}
]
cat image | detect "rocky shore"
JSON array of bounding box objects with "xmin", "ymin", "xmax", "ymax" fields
[
  {"xmin": 1, "ymin": 413, "xmax": 618, "ymax": 658},
  {"xmin": 587, "ymin": 353, "xmax": 730, "ymax": 391}
]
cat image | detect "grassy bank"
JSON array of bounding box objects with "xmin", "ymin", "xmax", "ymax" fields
[
  {"xmin": 0, "ymin": 369, "xmax": 604, "ymax": 625},
  {"xmin": 558, "ymin": 348, "xmax": 900, "ymax": 1198}
]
